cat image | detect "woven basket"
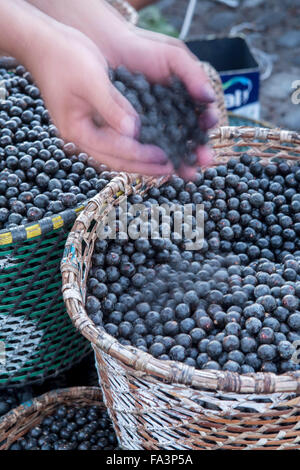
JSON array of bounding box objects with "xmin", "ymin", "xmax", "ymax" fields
[
  {"xmin": 0, "ymin": 386, "xmax": 103, "ymax": 450},
  {"xmin": 202, "ymin": 61, "xmax": 228, "ymax": 127},
  {"xmin": 0, "ymin": 1, "xmax": 226, "ymax": 388},
  {"xmin": 61, "ymin": 127, "xmax": 300, "ymax": 450}
]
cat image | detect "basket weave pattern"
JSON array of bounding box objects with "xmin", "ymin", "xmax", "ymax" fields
[
  {"xmin": 62, "ymin": 127, "xmax": 300, "ymax": 450},
  {"xmin": 0, "ymin": 386, "xmax": 103, "ymax": 449},
  {"xmin": 0, "ymin": 214, "xmax": 92, "ymax": 388},
  {"xmin": 202, "ymin": 62, "xmax": 228, "ymax": 127}
]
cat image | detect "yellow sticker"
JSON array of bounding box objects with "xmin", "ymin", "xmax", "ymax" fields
[
  {"xmin": 52, "ymin": 216, "xmax": 64, "ymax": 230},
  {"xmin": 26, "ymin": 224, "xmax": 42, "ymax": 239},
  {"xmin": 116, "ymin": 191, "xmax": 124, "ymax": 197},
  {"xmin": 0, "ymin": 232, "xmax": 13, "ymax": 245}
]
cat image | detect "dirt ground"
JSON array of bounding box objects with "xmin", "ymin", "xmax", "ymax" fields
[{"xmin": 157, "ymin": 0, "xmax": 300, "ymax": 130}]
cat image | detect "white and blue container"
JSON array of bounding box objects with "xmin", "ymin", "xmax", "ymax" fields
[{"xmin": 186, "ymin": 37, "xmax": 260, "ymax": 120}]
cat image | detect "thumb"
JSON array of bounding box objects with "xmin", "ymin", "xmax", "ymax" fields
[{"xmin": 88, "ymin": 72, "xmax": 140, "ymax": 138}]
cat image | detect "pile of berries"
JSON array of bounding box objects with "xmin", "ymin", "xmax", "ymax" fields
[
  {"xmin": 0, "ymin": 64, "xmax": 114, "ymax": 230},
  {"xmin": 110, "ymin": 66, "xmax": 208, "ymax": 169},
  {"xmin": 9, "ymin": 404, "xmax": 118, "ymax": 450},
  {"xmin": 0, "ymin": 386, "xmax": 33, "ymax": 418},
  {"xmin": 0, "ymin": 389, "xmax": 18, "ymax": 417},
  {"xmin": 86, "ymin": 155, "xmax": 300, "ymax": 374}
]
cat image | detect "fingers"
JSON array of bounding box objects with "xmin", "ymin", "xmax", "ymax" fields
[
  {"xmin": 67, "ymin": 114, "xmax": 213, "ymax": 179},
  {"xmin": 196, "ymin": 145, "xmax": 214, "ymax": 167},
  {"xmin": 166, "ymin": 46, "xmax": 216, "ymax": 104},
  {"xmin": 137, "ymin": 28, "xmax": 202, "ymax": 66},
  {"xmin": 91, "ymin": 152, "xmax": 174, "ymax": 176},
  {"xmin": 137, "ymin": 27, "xmax": 190, "ymax": 50},
  {"xmin": 177, "ymin": 164, "xmax": 198, "ymax": 181},
  {"xmin": 199, "ymin": 104, "xmax": 220, "ymax": 130},
  {"xmin": 87, "ymin": 70, "xmax": 140, "ymax": 138},
  {"xmin": 76, "ymin": 118, "xmax": 170, "ymax": 163},
  {"xmin": 162, "ymin": 44, "xmax": 219, "ymax": 129},
  {"xmin": 70, "ymin": 117, "xmax": 173, "ymax": 176}
]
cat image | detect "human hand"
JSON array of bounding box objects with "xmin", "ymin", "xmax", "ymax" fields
[
  {"xmin": 26, "ymin": 0, "xmax": 218, "ymax": 178},
  {"xmin": 24, "ymin": 23, "xmax": 173, "ymax": 176},
  {"xmin": 102, "ymin": 27, "xmax": 219, "ymax": 179}
]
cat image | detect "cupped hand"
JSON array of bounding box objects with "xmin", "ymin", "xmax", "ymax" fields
[
  {"xmin": 94, "ymin": 26, "xmax": 218, "ymax": 179},
  {"xmin": 25, "ymin": 24, "xmax": 173, "ymax": 176},
  {"xmin": 24, "ymin": 0, "xmax": 218, "ymax": 178}
]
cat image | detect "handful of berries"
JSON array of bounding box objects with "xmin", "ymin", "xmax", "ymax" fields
[{"xmin": 110, "ymin": 66, "xmax": 209, "ymax": 170}]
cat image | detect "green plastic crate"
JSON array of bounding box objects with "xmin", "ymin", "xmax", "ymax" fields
[{"xmin": 0, "ymin": 207, "xmax": 91, "ymax": 388}]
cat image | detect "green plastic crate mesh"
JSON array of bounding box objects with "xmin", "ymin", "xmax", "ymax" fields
[{"xmin": 0, "ymin": 208, "xmax": 91, "ymax": 388}]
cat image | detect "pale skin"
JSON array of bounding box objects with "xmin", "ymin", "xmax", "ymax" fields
[{"xmin": 0, "ymin": 0, "xmax": 218, "ymax": 178}]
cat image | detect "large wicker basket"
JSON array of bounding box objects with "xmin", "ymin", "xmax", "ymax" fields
[
  {"xmin": 61, "ymin": 127, "xmax": 300, "ymax": 450},
  {"xmin": 0, "ymin": 386, "xmax": 103, "ymax": 449}
]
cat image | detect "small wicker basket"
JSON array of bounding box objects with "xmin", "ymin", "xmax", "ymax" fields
[
  {"xmin": 62, "ymin": 127, "xmax": 300, "ymax": 450},
  {"xmin": 0, "ymin": 386, "xmax": 103, "ymax": 450}
]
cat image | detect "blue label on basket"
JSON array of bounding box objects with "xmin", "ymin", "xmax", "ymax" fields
[{"xmin": 221, "ymin": 71, "xmax": 260, "ymax": 119}]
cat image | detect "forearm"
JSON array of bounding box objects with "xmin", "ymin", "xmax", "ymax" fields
[
  {"xmin": 0, "ymin": 0, "xmax": 63, "ymax": 67},
  {"xmin": 25, "ymin": 0, "xmax": 132, "ymax": 56},
  {"xmin": 26, "ymin": 0, "xmax": 127, "ymax": 23},
  {"xmin": 0, "ymin": 0, "xmax": 34, "ymax": 61}
]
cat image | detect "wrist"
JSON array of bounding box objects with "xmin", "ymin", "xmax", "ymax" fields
[
  {"xmin": 25, "ymin": 0, "xmax": 134, "ymax": 62},
  {"xmin": 0, "ymin": 0, "xmax": 62, "ymax": 67},
  {"xmin": 19, "ymin": 21, "xmax": 58, "ymax": 71}
]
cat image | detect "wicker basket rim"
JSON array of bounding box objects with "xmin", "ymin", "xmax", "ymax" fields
[
  {"xmin": 227, "ymin": 111, "xmax": 275, "ymax": 129},
  {"xmin": 62, "ymin": 126, "xmax": 300, "ymax": 395},
  {"xmin": 0, "ymin": 203, "xmax": 89, "ymax": 247}
]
